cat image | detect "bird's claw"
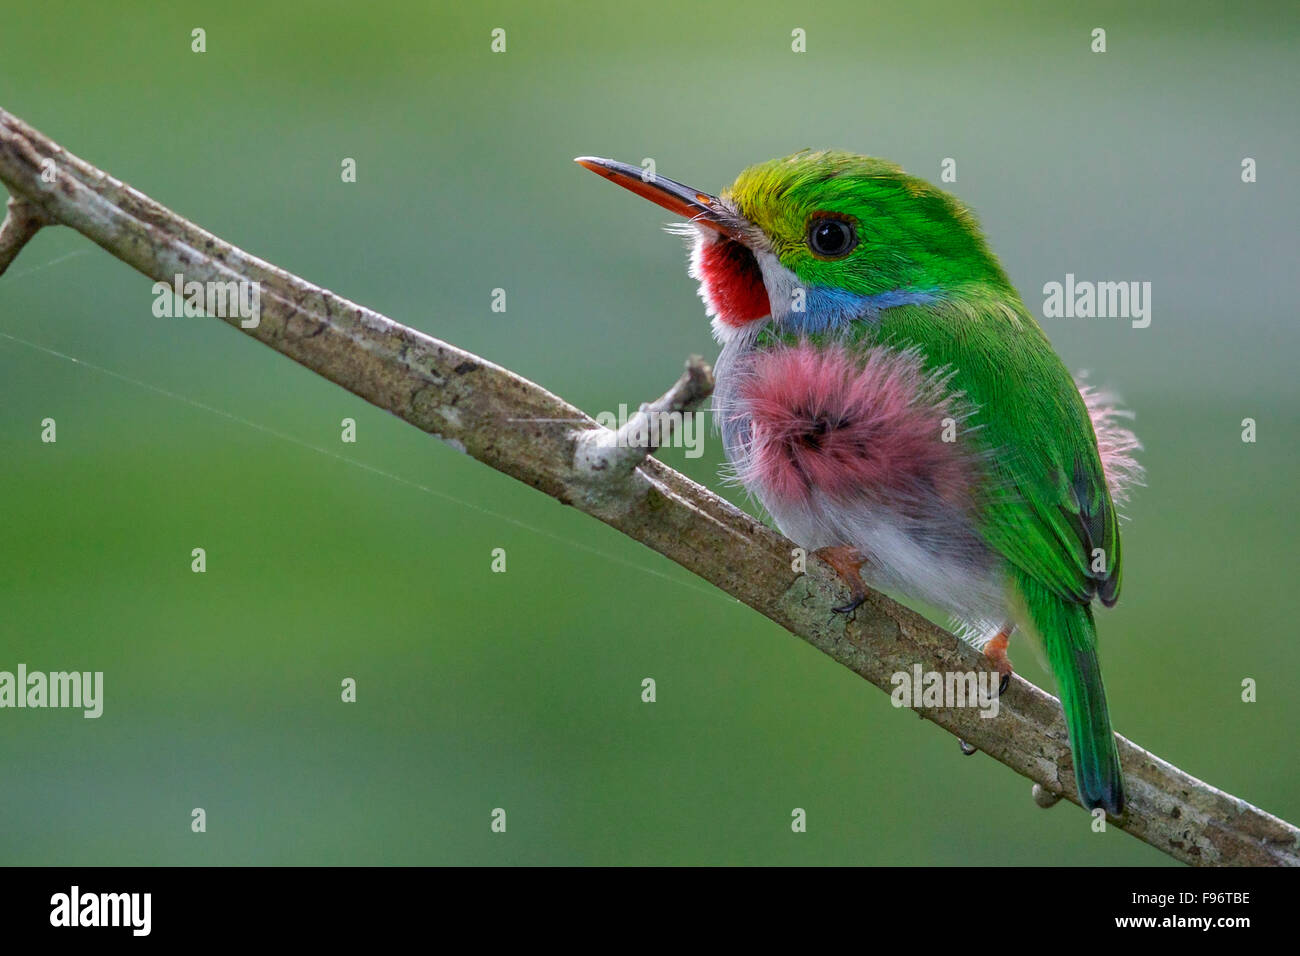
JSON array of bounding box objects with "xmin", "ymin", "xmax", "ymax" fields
[
  {"xmin": 984, "ymin": 626, "xmax": 1014, "ymax": 696},
  {"xmin": 832, "ymin": 595, "xmax": 866, "ymax": 615},
  {"xmin": 814, "ymin": 545, "xmax": 869, "ymax": 618}
]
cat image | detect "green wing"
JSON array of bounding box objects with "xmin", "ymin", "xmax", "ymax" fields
[
  {"xmin": 873, "ymin": 295, "xmax": 1126, "ymax": 814},
  {"xmin": 875, "ymin": 297, "xmax": 1123, "ymax": 606}
]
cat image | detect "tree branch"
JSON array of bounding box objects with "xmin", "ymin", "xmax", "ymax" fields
[{"xmin": 2, "ymin": 105, "xmax": 1294, "ymax": 866}]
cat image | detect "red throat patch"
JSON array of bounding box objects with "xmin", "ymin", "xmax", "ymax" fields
[{"xmin": 696, "ymin": 235, "xmax": 769, "ymax": 327}]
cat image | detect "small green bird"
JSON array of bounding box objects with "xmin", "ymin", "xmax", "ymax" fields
[{"xmin": 578, "ymin": 150, "xmax": 1142, "ymax": 814}]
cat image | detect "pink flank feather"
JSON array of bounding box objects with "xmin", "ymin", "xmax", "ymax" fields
[
  {"xmin": 730, "ymin": 344, "xmax": 1143, "ymax": 518},
  {"xmin": 1077, "ymin": 380, "xmax": 1145, "ymax": 508},
  {"xmin": 734, "ymin": 342, "xmax": 976, "ymax": 510}
]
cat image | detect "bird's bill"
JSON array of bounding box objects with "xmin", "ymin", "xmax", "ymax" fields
[{"xmin": 574, "ymin": 156, "xmax": 744, "ymax": 240}]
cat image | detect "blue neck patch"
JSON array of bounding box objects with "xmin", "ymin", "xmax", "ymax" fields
[{"xmin": 781, "ymin": 286, "xmax": 938, "ymax": 334}]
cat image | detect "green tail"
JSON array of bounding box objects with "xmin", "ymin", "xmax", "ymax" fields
[{"xmin": 1019, "ymin": 574, "xmax": 1125, "ymax": 815}]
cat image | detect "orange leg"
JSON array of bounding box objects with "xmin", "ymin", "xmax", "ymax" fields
[
  {"xmin": 984, "ymin": 625, "xmax": 1014, "ymax": 695},
  {"xmin": 813, "ymin": 545, "xmax": 869, "ymax": 614}
]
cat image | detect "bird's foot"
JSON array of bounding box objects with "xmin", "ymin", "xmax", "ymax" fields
[
  {"xmin": 813, "ymin": 545, "xmax": 869, "ymax": 614},
  {"xmin": 984, "ymin": 626, "xmax": 1014, "ymax": 695}
]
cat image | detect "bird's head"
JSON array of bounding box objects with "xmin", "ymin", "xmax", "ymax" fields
[{"xmin": 577, "ymin": 150, "xmax": 1011, "ymax": 339}]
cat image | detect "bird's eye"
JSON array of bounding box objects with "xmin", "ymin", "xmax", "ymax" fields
[{"xmin": 807, "ymin": 217, "xmax": 857, "ymax": 259}]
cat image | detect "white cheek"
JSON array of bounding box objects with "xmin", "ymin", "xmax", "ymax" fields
[{"xmin": 756, "ymin": 250, "xmax": 800, "ymax": 324}]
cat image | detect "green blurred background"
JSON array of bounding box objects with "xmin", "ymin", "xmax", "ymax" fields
[{"xmin": 1, "ymin": 1, "xmax": 1296, "ymax": 865}]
